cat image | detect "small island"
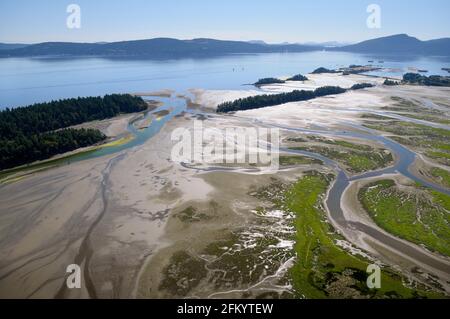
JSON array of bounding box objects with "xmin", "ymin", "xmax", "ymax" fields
[
  {"xmin": 286, "ymin": 74, "xmax": 309, "ymax": 81},
  {"xmin": 383, "ymin": 79, "xmax": 400, "ymax": 86},
  {"xmin": 350, "ymin": 83, "xmax": 375, "ymax": 90},
  {"xmin": 254, "ymin": 77, "xmax": 285, "ymax": 87},
  {"xmin": 311, "ymin": 67, "xmax": 339, "ymax": 74},
  {"xmin": 340, "ymin": 65, "xmax": 381, "ymax": 75}
]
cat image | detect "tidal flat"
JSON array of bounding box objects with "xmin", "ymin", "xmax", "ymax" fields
[{"xmin": 1, "ymin": 73, "xmax": 449, "ymax": 298}]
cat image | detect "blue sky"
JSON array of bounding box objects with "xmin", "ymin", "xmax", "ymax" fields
[{"xmin": 0, "ymin": 0, "xmax": 449, "ymax": 43}]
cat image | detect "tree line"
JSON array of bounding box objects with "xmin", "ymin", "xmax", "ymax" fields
[
  {"xmin": 0, "ymin": 94, "xmax": 147, "ymax": 170},
  {"xmin": 0, "ymin": 128, "xmax": 106, "ymax": 169},
  {"xmin": 254, "ymin": 74, "xmax": 309, "ymax": 87},
  {"xmin": 287, "ymin": 74, "xmax": 308, "ymax": 81},
  {"xmin": 402, "ymin": 73, "xmax": 450, "ymax": 87},
  {"xmin": 217, "ymin": 86, "xmax": 347, "ymax": 113},
  {"xmin": 254, "ymin": 78, "xmax": 286, "ymax": 86},
  {"xmin": 0, "ymin": 94, "xmax": 147, "ymax": 139},
  {"xmin": 311, "ymin": 67, "xmax": 339, "ymax": 74},
  {"xmin": 350, "ymin": 83, "xmax": 374, "ymax": 90}
]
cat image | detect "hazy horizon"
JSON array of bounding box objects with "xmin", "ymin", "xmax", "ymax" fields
[{"xmin": 1, "ymin": 33, "xmax": 449, "ymax": 46}]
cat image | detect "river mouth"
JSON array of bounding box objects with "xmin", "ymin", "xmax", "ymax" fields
[{"xmin": 71, "ymin": 95, "xmax": 190, "ymax": 162}]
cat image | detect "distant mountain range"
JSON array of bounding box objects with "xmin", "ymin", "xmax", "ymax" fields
[
  {"xmin": 248, "ymin": 40, "xmax": 351, "ymax": 47},
  {"xmin": 0, "ymin": 34, "xmax": 448, "ymax": 58},
  {"xmin": 0, "ymin": 38, "xmax": 320, "ymax": 58},
  {"xmin": 0, "ymin": 43, "xmax": 29, "ymax": 51},
  {"xmin": 302, "ymin": 41, "xmax": 353, "ymax": 48},
  {"xmin": 334, "ymin": 34, "xmax": 450, "ymax": 55}
]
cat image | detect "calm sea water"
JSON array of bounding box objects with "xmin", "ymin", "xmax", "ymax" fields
[{"xmin": 1, "ymin": 51, "xmax": 449, "ymax": 109}]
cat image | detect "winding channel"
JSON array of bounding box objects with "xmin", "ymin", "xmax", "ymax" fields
[
  {"xmin": 167, "ymin": 97, "xmax": 450, "ymax": 284},
  {"xmin": 179, "ymin": 110, "xmax": 450, "ymax": 287},
  {"xmin": 273, "ymin": 121, "xmax": 450, "ymax": 279}
]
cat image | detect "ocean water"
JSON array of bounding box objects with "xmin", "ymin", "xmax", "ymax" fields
[{"xmin": 0, "ymin": 51, "xmax": 449, "ymax": 109}]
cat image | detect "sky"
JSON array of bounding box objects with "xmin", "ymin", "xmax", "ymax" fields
[{"xmin": 0, "ymin": 0, "xmax": 449, "ymax": 44}]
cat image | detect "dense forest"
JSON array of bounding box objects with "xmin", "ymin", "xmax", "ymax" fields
[
  {"xmin": 217, "ymin": 86, "xmax": 347, "ymax": 113},
  {"xmin": 350, "ymin": 83, "xmax": 375, "ymax": 90},
  {"xmin": 383, "ymin": 79, "xmax": 400, "ymax": 86},
  {"xmin": 0, "ymin": 94, "xmax": 147, "ymax": 170},
  {"xmin": 0, "ymin": 129, "xmax": 106, "ymax": 169},
  {"xmin": 311, "ymin": 67, "xmax": 339, "ymax": 74},
  {"xmin": 287, "ymin": 74, "xmax": 309, "ymax": 81},
  {"xmin": 402, "ymin": 73, "xmax": 450, "ymax": 87},
  {"xmin": 0, "ymin": 94, "xmax": 147, "ymax": 139},
  {"xmin": 254, "ymin": 78, "xmax": 285, "ymax": 86}
]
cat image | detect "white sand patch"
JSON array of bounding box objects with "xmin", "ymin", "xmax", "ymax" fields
[
  {"xmin": 265, "ymin": 210, "xmax": 287, "ymax": 219},
  {"xmin": 335, "ymin": 239, "xmax": 376, "ymax": 261},
  {"xmin": 271, "ymin": 239, "xmax": 295, "ymax": 250},
  {"xmin": 67, "ymin": 113, "xmax": 135, "ymax": 137},
  {"xmin": 236, "ymin": 90, "xmax": 386, "ymax": 128},
  {"xmin": 190, "ymin": 88, "xmax": 264, "ymax": 110},
  {"xmin": 105, "ymin": 115, "xmax": 135, "ymax": 137}
]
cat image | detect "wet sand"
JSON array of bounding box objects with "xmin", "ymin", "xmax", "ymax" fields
[
  {"xmin": 67, "ymin": 113, "xmax": 138, "ymax": 138},
  {"xmin": 131, "ymin": 89, "xmax": 174, "ymax": 98},
  {"xmin": 0, "ymin": 114, "xmax": 213, "ymax": 298}
]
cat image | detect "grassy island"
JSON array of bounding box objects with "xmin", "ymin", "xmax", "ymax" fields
[{"xmin": 359, "ymin": 180, "xmax": 450, "ymax": 257}]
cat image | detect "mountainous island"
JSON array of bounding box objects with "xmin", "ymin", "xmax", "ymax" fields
[{"xmin": 0, "ymin": 34, "xmax": 449, "ymax": 58}]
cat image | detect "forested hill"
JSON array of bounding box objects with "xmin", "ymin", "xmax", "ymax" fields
[
  {"xmin": 333, "ymin": 34, "xmax": 450, "ymax": 55},
  {"xmin": 0, "ymin": 38, "xmax": 320, "ymax": 58},
  {"xmin": 0, "ymin": 94, "xmax": 146, "ymax": 139},
  {"xmin": 0, "ymin": 94, "xmax": 147, "ymax": 170},
  {"xmin": 1, "ymin": 35, "xmax": 449, "ymax": 58}
]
